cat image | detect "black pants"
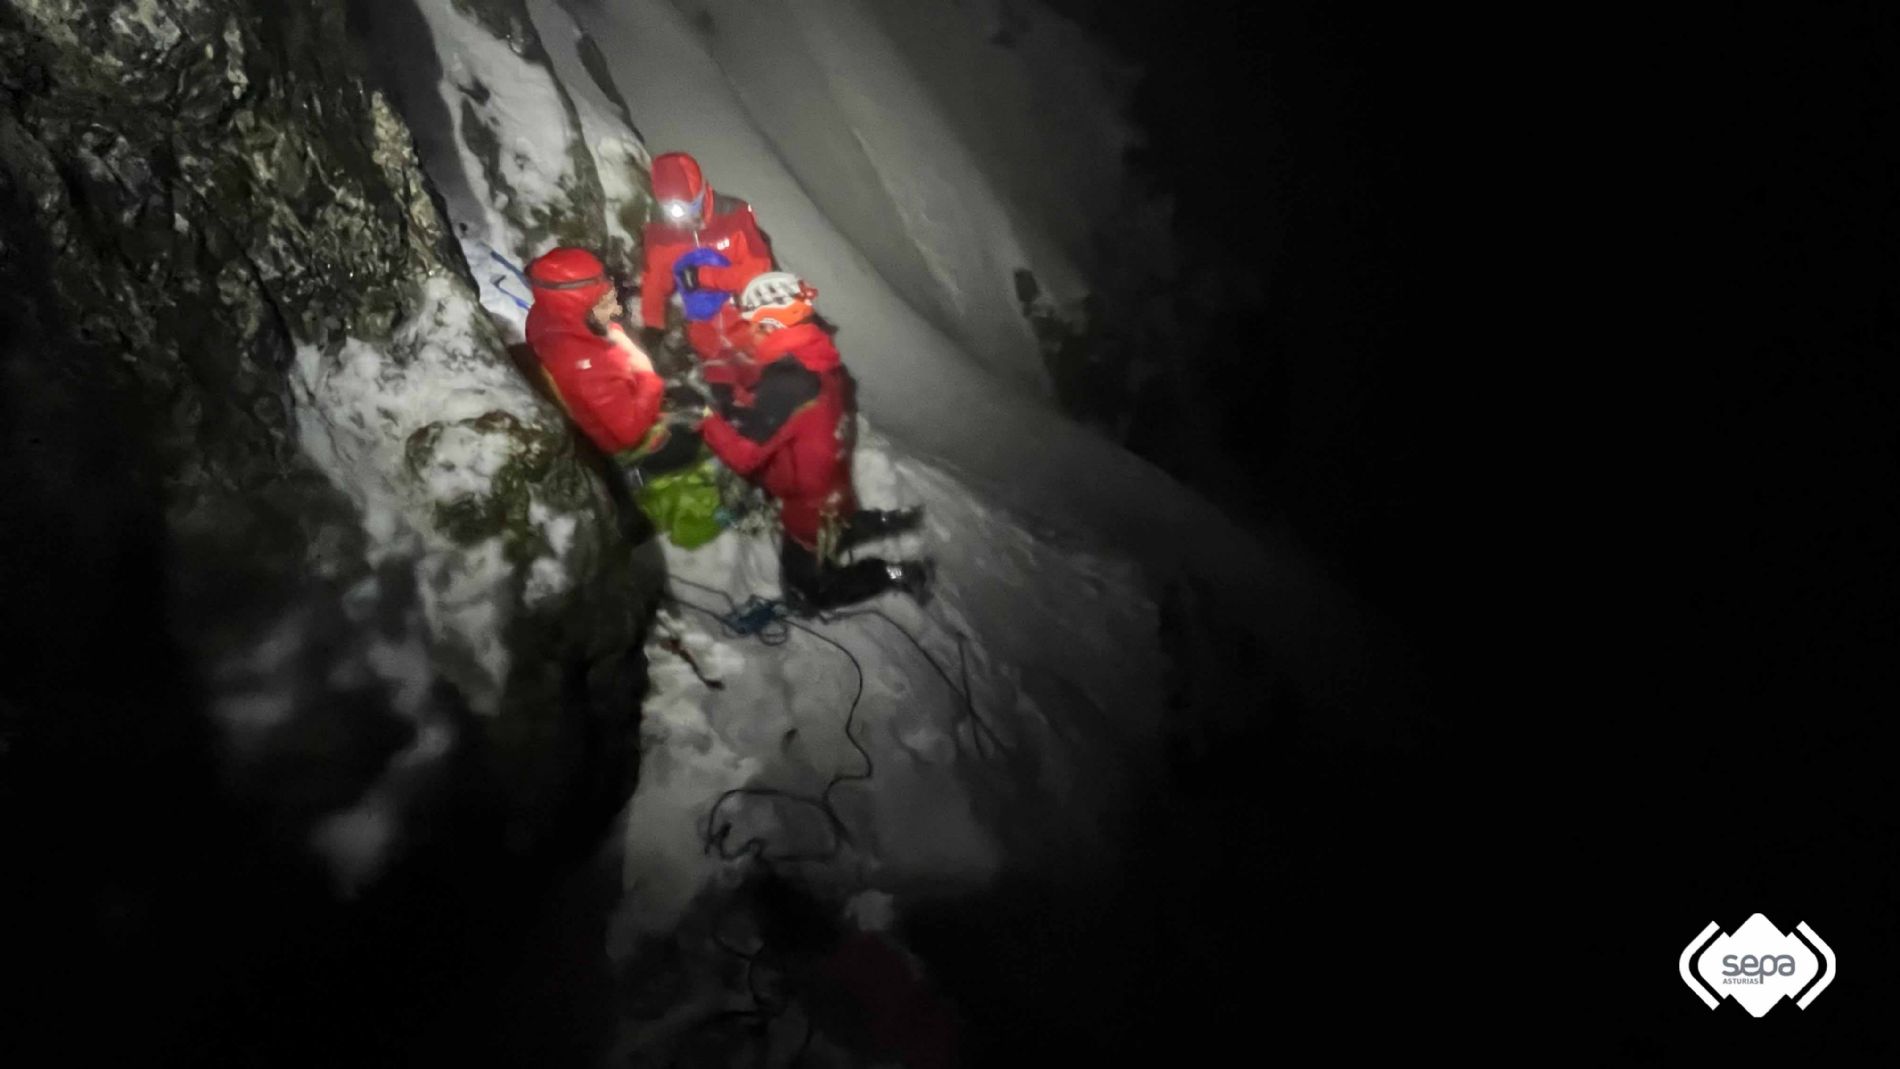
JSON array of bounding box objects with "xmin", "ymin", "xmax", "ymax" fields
[{"xmin": 779, "ymin": 509, "xmax": 912, "ymax": 611}]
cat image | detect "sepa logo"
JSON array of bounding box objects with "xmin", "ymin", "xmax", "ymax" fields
[{"xmin": 1680, "ymin": 913, "xmax": 1836, "ymax": 1017}]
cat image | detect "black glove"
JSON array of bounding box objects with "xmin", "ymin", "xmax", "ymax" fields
[
  {"xmin": 663, "ymin": 383, "xmax": 711, "ymax": 425},
  {"xmin": 678, "ymin": 265, "xmax": 701, "ymax": 290}
]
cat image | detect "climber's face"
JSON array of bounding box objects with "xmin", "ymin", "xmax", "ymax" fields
[
  {"xmin": 593, "ymin": 287, "xmax": 623, "ymax": 324},
  {"xmin": 583, "ymin": 286, "xmax": 623, "ymax": 337}
]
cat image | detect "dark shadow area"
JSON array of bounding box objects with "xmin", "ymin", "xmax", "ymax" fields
[
  {"xmin": 0, "ymin": 448, "xmax": 639, "ymax": 1069},
  {"xmin": 1036, "ymin": 0, "xmax": 1467, "ymax": 663},
  {"xmin": 888, "ymin": 19, "xmax": 1482, "ymax": 1048},
  {"xmin": 904, "ymin": 678, "xmax": 1468, "ymax": 1061},
  {"xmin": 1558, "ymin": 7, "xmax": 1900, "ymax": 1057},
  {"xmin": 0, "ymin": 222, "xmax": 644, "ymax": 1069},
  {"xmin": 344, "ymin": 0, "xmax": 478, "ymax": 237}
]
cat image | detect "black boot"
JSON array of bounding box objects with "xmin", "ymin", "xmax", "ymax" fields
[
  {"xmin": 840, "ymin": 507, "xmax": 924, "ymax": 551},
  {"xmin": 887, "ymin": 560, "xmax": 933, "ymax": 607},
  {"xmin": 782, "ymin": 537, "xmax": 933, "ymax": 613}
]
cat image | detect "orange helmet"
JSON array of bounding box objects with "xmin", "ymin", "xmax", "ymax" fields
[{"xmin": 739, "ymin": 272, "xmax": 818, "ymax": 332}]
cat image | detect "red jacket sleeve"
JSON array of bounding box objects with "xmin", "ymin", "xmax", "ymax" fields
[
  {"xmin": 583, "ymin": 365, "xmax": 664, "ymax": 454},
  {"xmin": 699, "ymin": 409, "xmax": 788, "ymax": 475},
  {"xmin": 640, "ymin": 235, "xmax": 674, "ymax": 329},
  {"xmin": 698, "ymin": 358, "xmax": 818, "ymax": 474}
]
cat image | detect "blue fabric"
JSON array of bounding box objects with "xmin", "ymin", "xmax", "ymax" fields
[{"xmin": 674, "ymin": 247, "xmax": 733, "ymax": 322}]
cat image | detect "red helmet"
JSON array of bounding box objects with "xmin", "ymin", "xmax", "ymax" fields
[
  {"xmin": 527, "ymin": 247, "xmax": 612, "ymax": 316},
  {"xmin": 651, "ymin": 152, "xmax": 711, "ymax": 225}
]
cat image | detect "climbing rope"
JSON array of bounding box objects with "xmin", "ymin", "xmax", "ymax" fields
[
  {"xmin": 485, "ymin": 248, "xmax": 534, "ymax": 311},
  {"xmin": 822, "ymin": 605, "xmax": 1014, "ymax": 762},
  {"xmin": 659, "ymin": 575, "xmax": 1013, "ymax": 1069},
  {"xmin": 664, "ymin": 578, "xmax": 873, "ymax": 867},
  {"xmin": 720, "ymin": 595, "xmax": 794, "ymax": 646}
]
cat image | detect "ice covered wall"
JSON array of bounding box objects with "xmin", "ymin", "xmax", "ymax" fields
[
  {"xmin": 857, "ymin": 0, "xmax": 1164, "ymax": 288},
  {"xmin": 654, "ymin": 0, "xmax": 1066, "ymax": 395}
]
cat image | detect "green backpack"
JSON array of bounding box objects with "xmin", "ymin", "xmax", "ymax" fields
[
  {"xmin": 618, "ymin": 406, "xmax": 774, "ymax": 550},
  {"xmin": 634, "ymin": 456, "xmax": 727, "ymax": 549}
]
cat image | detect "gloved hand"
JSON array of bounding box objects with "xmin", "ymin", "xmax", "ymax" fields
[
  {"xmin": 673, "ymin": 399, "xmax": 712, "ymax": 427},
  {"xmin": 664, "ymin": 383, "xmax": 711, "ymax": 425},
  {"xmin": 677, "ymin": 264, "xmax": 701, "ymax": 291}
]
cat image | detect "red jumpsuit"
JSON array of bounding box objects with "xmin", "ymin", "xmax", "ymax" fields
[
  {"xmin": 697, "ymin": 321, "xmax": 855, "ymax": 550},
  {"xmin": 639, "ymin": 193, "xmax": 777, "ymax": 362},
  {"xmin": 526, "ymin": 253, "xmax": 664, "ymax": 457}
]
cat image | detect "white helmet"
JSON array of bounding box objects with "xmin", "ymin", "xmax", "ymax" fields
[{"xmin": 739, "ymin": 272, "xmax": 813, "ymax": 313}]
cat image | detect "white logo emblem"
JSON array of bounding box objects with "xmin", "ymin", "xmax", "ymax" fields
[{"xmin": 1680, "ymin": 913, "xmax": 1836, "ymax": 1017}]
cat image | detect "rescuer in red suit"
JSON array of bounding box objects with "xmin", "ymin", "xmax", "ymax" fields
[
  {"xmin": 527, "ymin": 246, "xmax": 694, "ymax": 472},
  {"xmin": 639, "ymin": 151, "xmax": 777, "ymax": 364},
  {"xmin": 694, "ymin": 272, "xmax": 929, "ymax": 611}
]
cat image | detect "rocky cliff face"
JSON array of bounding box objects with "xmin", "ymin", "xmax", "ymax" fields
[
  {"xmin": 348, "ymin": 0, "xmax": 656, "ymax": 343},
  {"xmin": 0, "ymin": 0, "xmax": 654, "ymax": 911}
]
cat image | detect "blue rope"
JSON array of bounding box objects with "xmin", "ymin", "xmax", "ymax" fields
[
  {"xmin": 722, "ymin": 595, "xmax": 792, "ymax": 645},
  {"xmin": 490, "ymin": 249, "xmax": 531, "ymax": 285},
  {"xmin": 487, "ymin": 249, "xmax": 533, "ymax": 311}
]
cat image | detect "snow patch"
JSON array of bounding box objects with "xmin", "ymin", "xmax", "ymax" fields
[
  {"xmin": 522, "ymin": 500, "xmax": 581, "ymax": 608},
  {"xmin": 612, "ymin": 422, "xmax": 1159, "ymax": 954},
  {"xmin": 211, "ymin": 690, "xmax": 294, "ymax": 740},
  {"xmin": 204, "ymin": 579, "xmax": 460, "ymax": 899},
  {"xmin": 310, "ymin": 802, "xmax": 398, "ymax": 899},
  {"xmin": 528, "ymin": 0, "xmax": 654, "ymax": 256},
  {"xmin": 414, "ymin": 0, "xmax": 590, "ymax": 257},
  {"xmin": 416, "ymin": 537, "xmax": 514, "ymax": 713},
  {"xmin": 845, "ymin": 888, "xmax": 896, "ymax": 931},
  {"xmin": 531, "ymin": 500, "xmax": 580, "ymax": 558},
  {"xmin": 289, "ymin": 272, "xmax": 554, "ymax": 715},
  {"xmin": 417, "ymin": 419, "xmax": 517, "ymax": 504}
]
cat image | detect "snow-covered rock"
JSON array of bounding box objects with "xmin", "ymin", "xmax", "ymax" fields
[{"xmin": 2, "ymin": 0, "xmax": 652, "ymax": 899}]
